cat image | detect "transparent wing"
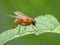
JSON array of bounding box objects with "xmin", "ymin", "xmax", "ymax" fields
[
  {"xmin": 8, "ymin": 15, "xmax": 18, "ymax": 18},
  {"xmin": 14, "ymin": 11, "xmax": 28, "ymax": 18}
]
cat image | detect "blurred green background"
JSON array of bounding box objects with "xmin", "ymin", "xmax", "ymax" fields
[{"xmin": 0, "ymin": 0, "xmax": 60, "ymax": 45}]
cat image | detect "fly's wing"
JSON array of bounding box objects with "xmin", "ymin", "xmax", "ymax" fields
[
  {"xmin": 9, "ymin": 11, "xmax": 28, "ymax": 18},
  {"xmin": 9, "ymin": 15, "xmax": 18, "ymax": 18},
  {"xmin": 14, "ymin": 11, "xmax": 28, "ymax": 18}
]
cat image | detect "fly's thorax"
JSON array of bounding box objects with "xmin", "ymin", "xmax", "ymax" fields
[{"xmin": 24, "ymin": 17, "xmax": 33, "ymax": 25}]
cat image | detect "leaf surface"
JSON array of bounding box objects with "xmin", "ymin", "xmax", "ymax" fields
[{"xmin": 0, "ymin": 14, "xmax": 60, "ymax": 45}]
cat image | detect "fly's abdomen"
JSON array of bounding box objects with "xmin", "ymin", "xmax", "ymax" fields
[{"xmin": 14, "ymin": 18, "xmax": 24, "ymax": 24}]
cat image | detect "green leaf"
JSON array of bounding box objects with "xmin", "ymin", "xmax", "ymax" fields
[
  {"xmin": 0, "ymin": 25, "xmax": 19, "ymax": 45},
  {"xmin": 51, "ymin": 25, "xmax": 60, "ymax": 34},
  {"xmin": 0, "ymin": 25, "xmax": 35, "ymax": 45},
  {"xmin": 34, "ymin": 14, "xmax": 59, "ymax": 35},
  {"xmin": 0, "ymin": 14, "xmax": 60, "ymax": 45}
]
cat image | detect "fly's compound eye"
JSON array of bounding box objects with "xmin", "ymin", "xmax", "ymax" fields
[{"xmin": 32, "ymin": 19, "xmax": 36, "ymax": 25}]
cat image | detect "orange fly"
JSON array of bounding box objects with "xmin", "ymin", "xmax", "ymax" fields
[
  {"xmin": 9, "ymin": 11, "xmax": 36, "ymax": 34},
  {"xmin": 10, "ymin": 11, "xmax": 36, "ymax": 26}
]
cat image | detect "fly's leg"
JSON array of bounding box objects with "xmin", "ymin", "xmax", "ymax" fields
[
  {"xmin": 18, "ymin": 25, "xmax": 21, "ymax": 34},
  {"xmin": 22, "ymin": 26, "xmax": 26, "ymax": 32},
  {"xmin": 16, "ymin": 25, "xmax": 27, "ymax": 35},
  {"xmin": 19, "ymin": 26, "xmax": 27, "ymax": 35},
  {"xmin": 16, "ymin": 25, "xmax": 21, "ymax": 34},
  {"xmin": 31, "ymin": 25, "xmax": 38, "ymax": 33}
]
